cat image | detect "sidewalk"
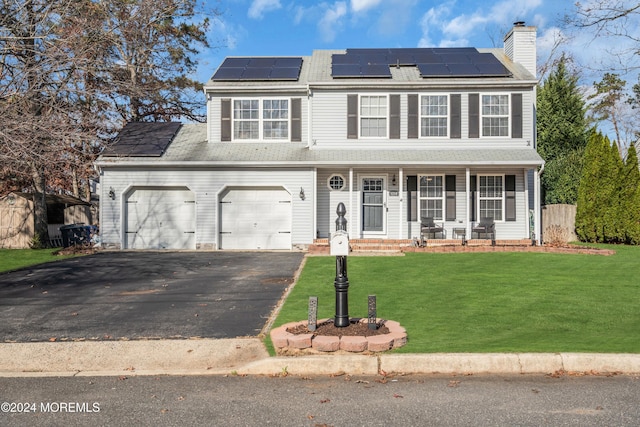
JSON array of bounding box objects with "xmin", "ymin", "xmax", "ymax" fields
[{"xmin": 1, "ymin": 339, "xmax": 639, "ymax": 377}]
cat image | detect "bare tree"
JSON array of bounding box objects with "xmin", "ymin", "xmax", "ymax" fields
[
  {"xmin": 567, "ymin": 1, "xmax": 640, "ymax": 72},
  {"xmin": 92, "ymin": 0, "xmax": 213, "ymax": 124},
  {"xmin": 0, "ymin": 0, "xmax": 100, "ymax": 246}
]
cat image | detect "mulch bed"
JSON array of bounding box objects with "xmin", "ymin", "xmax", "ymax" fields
[{"xmin": 287, "ymin": 319, "xmax": 390, "ymax": 338}]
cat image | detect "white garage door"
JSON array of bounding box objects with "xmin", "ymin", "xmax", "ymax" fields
[
  {"xmin": 125, "ymin": 187, "xmax": 195, "ymax": 250},
  {"xmin": 219, "ymin": 187, "xmax": 291, "ymax": 250}
]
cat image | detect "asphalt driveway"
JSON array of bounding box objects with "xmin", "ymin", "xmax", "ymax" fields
[{"xmin": 0, "ymin": 252, "xmax": 305, "ymax": 343}]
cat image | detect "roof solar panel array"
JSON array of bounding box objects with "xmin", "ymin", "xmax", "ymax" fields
[
  {"xmin": 102, "ymin": 122, "xmax": 182, "ymax": 157},
  {"xmin": 331, "ymin": 47, "xmax": 511, "ymax": 79},
  {"xmin": 212, "ymin": 57, "xmax": 303, "ymax": 81}
]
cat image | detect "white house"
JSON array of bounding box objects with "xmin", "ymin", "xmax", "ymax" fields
[{"xmin": 96, "ymin": 23, "xmax": 543, "ymax": 251}]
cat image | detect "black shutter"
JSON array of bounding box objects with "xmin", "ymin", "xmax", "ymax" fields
[
  {"xmin": 221, "ymin": 99, "xmax": 231, "ymax": 141},
  {"xmin": 347, "ymin": 94, "xmax": 358, "ymax": 139},
  {"xmin": 468, "ymin": 93, "xmax": 479, "ymax": 138},
  {"xmin": 505, "ymin": 174, "xmax": 516, "ymax": 221},
  {"xmin": 407, "ymin": 176, "xmax": 417, "ymax": 221},
  {"xmin": 291, "ymin": 98, "xmax": 302, "ymax": 142},
  {"xmin": 450, "ymin": 94, "xmax": 461, "ymax": 139},
  {"xmin": 470, "ymin": 175, "xmax": 477, "ymax": 222},
  {"xmin": 445, "ymin": 175, "xmax": 456, "ymax": 221},
  {"xmin": 511, "ymin": 93, "xmax": 522, "ymax": 139},
  {"xmin": 390, "ymin": 94, "xmax": 400, "ymax": 139},
  {"xmin": 408, "ymin": 94, "xmax": 419, "ymax": 139}
]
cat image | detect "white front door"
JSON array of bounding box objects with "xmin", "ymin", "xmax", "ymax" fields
[{"xmin": 361, "ymin": 177, "xmax": 386, "ymax": 234}]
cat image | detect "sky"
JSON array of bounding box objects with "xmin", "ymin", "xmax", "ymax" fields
[{"xmin": 195, "ymin": 0, "xmax": 628, "ymax": 84}]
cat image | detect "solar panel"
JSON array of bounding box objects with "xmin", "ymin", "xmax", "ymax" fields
[
  {"xmin": 438, "ymin": 53, "xmax": 472, "ymax": 64},
  {"xmin": 221, "ymin": 57, "xmax": 251, "ymax": 67},
  {"xmin": 331, "ymin": 47, "xmax": 512, "ymax": 79},
  {"xmin": 417, "ymin": 63, "xmax": 451, "ymax": 77},
  {"xmin": 361, "ymin": 63, "xmax": 392, "ymax": 77},
  {"xmin": 212, "ymin": 67, "xmax": 244, "ymax": 80},
  {"xmin": 332, "ymin": 54, "xmax": 360, "ymax": 64},
  {"xmin": 447, "ymin": 63, "xmax": 482, "ymax": 76},
  {"xmin": 212, "ymin": 57, "xmax": 303, "ymax": 81},
  {"xmin": 269, "ymin": 67, "xmax": 302, "ymax": 80},
  {"xmin": 331, "ymin": 63, "xmax": 362, "ymax": 77},
  {"xmin": 103, "ymin": 122, "xmax": 181, "ymax": 157},
  {"xmin": 475, "ymin": 62, "xmax": 511, "ymax": 76},
  {"xmin": 274, "ymin": 57, "xmax": 303, "ymax": 68},
  {"xmin": 241, "ymin": 67, "xmax": 272, "ymax": 80}
]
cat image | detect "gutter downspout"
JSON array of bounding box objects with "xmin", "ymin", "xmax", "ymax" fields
[{"xmin": 536, "ymin": 163, "xmax": 545, "ymax": 244}]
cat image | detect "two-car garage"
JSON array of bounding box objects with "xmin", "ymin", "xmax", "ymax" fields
[{"xmin": 123, "ymin": 186, "xmax": 292, "ymax": 250}]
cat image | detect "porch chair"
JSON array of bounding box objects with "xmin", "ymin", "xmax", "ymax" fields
[
  {"xmin": 420, "ymin": 216, "xmax": 445, "ymax": 245},
  {"xmin": 472, "ymin": 217, "xmax": 496, "ymax": 244}
]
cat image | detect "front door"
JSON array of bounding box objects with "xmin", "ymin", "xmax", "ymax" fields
[{"xmin": 362, "ymin": 177, "xmax": 385, "ymax": 233}]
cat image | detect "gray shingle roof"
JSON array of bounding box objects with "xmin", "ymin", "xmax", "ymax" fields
[{"xmin": 97, "ymin": 124, "xmax": 543, "ymax": 167}]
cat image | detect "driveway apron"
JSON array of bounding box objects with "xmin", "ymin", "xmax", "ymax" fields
[{"xmin": 0, "ymin": 252, "xmax": 304, "ymax": 342}]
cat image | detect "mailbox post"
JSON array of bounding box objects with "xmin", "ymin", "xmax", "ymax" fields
[{"xmin": 331, "ymin": 203, "xmax": 350, "ymax": 327}]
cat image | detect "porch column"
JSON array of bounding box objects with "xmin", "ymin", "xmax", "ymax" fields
[
  {"xmin": 535, "ymin": 167, "xmax": 541, "ymax": 244},
  {"xmin": 349, "ymin": 168, "xmax": 354, "ymax": 237},
  {"xmin": 524, "ymin": 168, "xmax": 529, "ymax": 238},
  {"xmin": 465, "ymin": 168, "xmax": 471, "ymax": 238},
  {"xmin": 398, "ymin": 167, "xmax": 403, "ymax": 239}
]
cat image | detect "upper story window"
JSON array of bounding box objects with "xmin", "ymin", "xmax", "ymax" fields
[
  {"xmin": 419, "ymin": 175, "xmax": 444, "ymax": 220},
  {"xmin": 421, "ymin": 95, "xmax": 448, "ymax": 137},
  {"xmin": 233, "ymin": 98, "xmax": 289, "ymax": 140},
  {"xmin": 481, "ymin": 95, "xmax": 509, "ymax": 137},
  {"xmin": 360, "ymin": 95, "xmax": 387, "ymax": 137}
]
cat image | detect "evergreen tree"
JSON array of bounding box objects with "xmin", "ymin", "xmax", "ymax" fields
[
  {"xmin": 536, "ymin": 56, "xmax": 588, "ymax": 205},
  {"xmin": 576, "ymin": 132, "xmax": 615, "ymax": 242},
  {"xmin": 618, "ymin": 144, "xmax": 640, "ymax": 244}
]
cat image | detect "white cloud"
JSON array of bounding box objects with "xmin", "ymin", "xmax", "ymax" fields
[
  {"xmin": 419, "ymin": 0, "xmax": 543, "ymax": 47},
  {"xmin": 248, "ymin": 0, "xmax": 282, "ymax": 20},
  {"xmin": 350, "ymin": 0, "xmax": 382, "ymax": 13},
  {"xmin": 318, "ymin": 2, "xmax": 348, "ymax": 43}
]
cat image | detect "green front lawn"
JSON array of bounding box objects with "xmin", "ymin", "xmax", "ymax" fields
[
  {"xmin": 0, "ymin": 248, "xmax": 72, "ymax": 273},
  {"xmin": 270, "ymin": 245, "xmax": 640, "ymax": 354}
]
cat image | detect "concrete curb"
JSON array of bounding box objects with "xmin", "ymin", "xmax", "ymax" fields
[
  {"xmin": 237, "ymin": 353, "xmax": 640, "ymax": 377},
  {"xmin": 0, "ymin": 339, "xmax": 268, "ymax": 377},
  {"xmin": 1, "ymin": 340, "xmax": 639, "ymax": 377}
]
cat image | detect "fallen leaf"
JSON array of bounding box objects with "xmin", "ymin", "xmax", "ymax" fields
[
  {"xmin": 119, "ymin": 376, "xmax": 128, "ymax": 381},
  {"xmin": 320, "ymin": 399, "xmax": 330, "ymax": 404},
  {"xmin": 49, "ymin": 337, "xmax": 57, "ymax": 342},
  {"xmin": 393, "ymin": 394, "xmax": 404, "ymax": 398}
]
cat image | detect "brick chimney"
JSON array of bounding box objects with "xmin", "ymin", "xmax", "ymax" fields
[{"xmin": 504, "ymin": 21, "xmax": 537, "ymax": 78}]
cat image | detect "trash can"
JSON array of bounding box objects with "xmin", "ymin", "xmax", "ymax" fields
[{"xmin": 59, "ymin": 224, "xmax": 98, "ymax": 247}]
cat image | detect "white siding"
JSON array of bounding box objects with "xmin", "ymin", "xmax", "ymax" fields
[
  {"xmin": 310, "ymin": 90, "xmax": 535, "ymax": 150},
  {"xmin": 100, "ymin": 167, "xmax": 314, "ymax": 250}
]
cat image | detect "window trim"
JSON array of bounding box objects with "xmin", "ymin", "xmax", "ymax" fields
[
  {"xmin": 480, "ymin": 93, "xmax": 510, "ymax": 138},
  {"xmin": 327, "ymin": 174, "xmax": 346, "ymax": 191},
  {"xmin": 419, "ymin": 94, "xmax": 449, "ymax": 138},
  {"xmin": 231, "ymin": 97, "xmax": 291, "ymax": 141},
  {"xmin": 418, "ymin": 174, "xmax": 445, "ymax": 221},
  {"xmin": 358, "ymin": 94, "xmax": 389, "ymax": 139},
  {"xmin": 477, "ymin": 174, "xmax": 505, "ymax": 222}
]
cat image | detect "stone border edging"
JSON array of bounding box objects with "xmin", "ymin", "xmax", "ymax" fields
[{"xmin": 270, "ymin": 318, "xmax": 407, "ymax": 353}]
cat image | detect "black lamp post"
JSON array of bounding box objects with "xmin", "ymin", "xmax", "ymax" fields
[{"xmin": 333, "ymin": 202, "xmax": 350, "ymax": 327}]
